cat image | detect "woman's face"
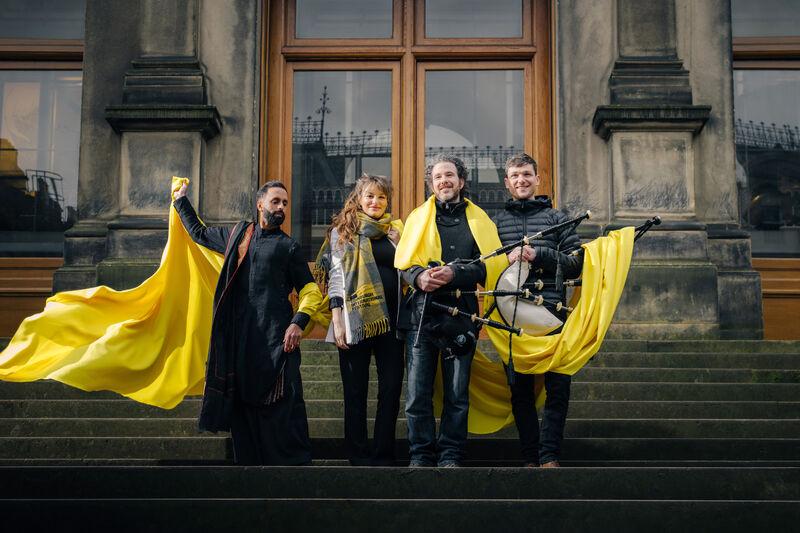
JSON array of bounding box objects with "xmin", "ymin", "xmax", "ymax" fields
[{"xmin": 359, "ymin": 183, "xmax": 388, "ymax": 219}]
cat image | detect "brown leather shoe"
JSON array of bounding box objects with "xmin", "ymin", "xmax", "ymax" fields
[{"xmin": 540, "ymin": 460, "xmax": 560, "ymax": 468}]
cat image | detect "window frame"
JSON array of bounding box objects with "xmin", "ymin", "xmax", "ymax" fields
[{"xmin": 263, "ymin": 0, "xmax": 552, "ymax": 223}]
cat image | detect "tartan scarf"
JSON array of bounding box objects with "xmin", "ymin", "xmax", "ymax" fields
[{"xmin": 315, "ymin": 211, "xmax": 392, "ymax": 344}]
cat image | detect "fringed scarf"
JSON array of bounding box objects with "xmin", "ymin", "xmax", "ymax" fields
[{"xmin": 315, "ymin": 212, "xmax": 393, "ymax": 345}]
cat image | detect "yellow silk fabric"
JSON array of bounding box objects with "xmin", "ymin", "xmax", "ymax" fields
[
  {"xmin": 487, "ymin": 227, "xmax": 634, "ymax": 376},
  {"xmin": 394, "ymin": 196, "xmax": 634, "ymax": 434},
  {"xmin": 0, "ymin": 177, "xmax": 323, "ymax": 409}
]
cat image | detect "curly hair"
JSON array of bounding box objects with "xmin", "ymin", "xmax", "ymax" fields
[
  {"xmin": 329, "ymin": 174, "xmax": 393, "ymax": 246},
  {"xmin": 424, "ymin": 153, "xmax": 469, "ymax": 197}
]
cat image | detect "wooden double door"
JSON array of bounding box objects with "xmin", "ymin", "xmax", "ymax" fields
[{"xmin": 262, "ymin": 0, "xmax": 553, "ymax": 261}]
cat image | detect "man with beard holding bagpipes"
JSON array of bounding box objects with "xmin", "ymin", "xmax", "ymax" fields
[
  {"xmin": 492, "ymin": 153, "xmax": 584, "ymax": 468},
  {"xmin": 394, "ymin": 153, "xmax": 493, "ymax": 468},
  {"xmin": 173, "ymin": 180, "xmax": 322, "ymax": 465}
]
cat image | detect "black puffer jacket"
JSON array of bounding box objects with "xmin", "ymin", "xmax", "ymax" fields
[{"xmin": 492, "ymin": 196, "xmax": 583, "ymax": 314}]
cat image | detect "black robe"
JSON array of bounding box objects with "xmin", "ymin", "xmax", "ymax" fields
[{"xmin": 174, "ymin": 196, "xmax": 313, "ymax": 464}]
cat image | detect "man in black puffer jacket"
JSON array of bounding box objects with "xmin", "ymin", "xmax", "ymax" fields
[{"xmin": 492, "ymin": 153, "xmax": 584, "ymax": 468}]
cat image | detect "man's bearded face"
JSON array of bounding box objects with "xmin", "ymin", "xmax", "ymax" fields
[
  {"xmin": 258, "ymin": 187, "xmax": 288, "ymax": 228},
  {"xmin": 430, "ymin": 162, "xmax": 464, "ymax": 203}
]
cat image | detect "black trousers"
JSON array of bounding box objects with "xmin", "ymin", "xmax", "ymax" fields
[
  {"xmin": 338, "ymin": 331, "xmax": 405, "ymax": 466},
  {"xmin": 509, "ymin": 370, "xmax": 572, "ymax": 465},
  {"xmin": 229, "ymin": 354, "xmax": 312, "ymax": 466}
]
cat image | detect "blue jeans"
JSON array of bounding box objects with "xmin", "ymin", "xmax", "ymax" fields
[{"xmin": 405, "ymin": 334, "xmax": 474, "ymax": 466}]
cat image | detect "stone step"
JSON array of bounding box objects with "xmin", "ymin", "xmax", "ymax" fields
[
  {"xmin": 0, "ymin": 437, "xmax": 797, "ymax": 461},
  {"xmin": 584, "ymin": 352, "xmax": 800, "ymax": 369},
  {"xmin": 1, "ymin": 466, "xmax": 797, "ymax": 501},
  {"xmin": 2, "ymin": 417, "xmax": 798, "ymax": 439},
  {"xmin": 1, "ymin": 498, "xmax": 797, "ymax": 532},
  {"xmin": 2, "ymin": 380, "xmax": 798, "ymax": 401},
  {"xmin": 300, "ymin": 350, "xmax": 800, "ymax": 368},
  {"xmin": 3, "ymin": 399, "xmax": 799, "ymax": 420},
  {"xmin": 298, "ymin": 364, "xmax": 800, "ymax": 383},
  {"xmin": 3, "ymin": 458, "xmax": 800, "ymax": 468},
  {"xmin": 3, "ymin": 337, "xmax": 800, "ymax": 354},
  {"xmin": 304, "ymin": 339, "xmax": 800, "ymax": 354}
]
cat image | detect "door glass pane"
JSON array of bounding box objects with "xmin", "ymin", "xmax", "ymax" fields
[
  {"xmin": 292, "ymin": 71, "xmax": 392, "ymax": 260},
  {"xmin": 425, "ymin": 70, "xmax": 524, "ymax": 217},
  {"xmin": 425, "ymin": 0, "xmax": 522, "ymax": 38},
  {"xmin": 0, "ymin": 70, "xmax": 82, "ymax": 256},
  {"xmin": 296, "ymin": 0, "xmax": 393, "ymax": 39},
  {"xmin": 734, "ymin": 69, "xmax": 800, "ymax": 257},
  {"xmin": 732, "ymin": 0, "xmax": 800, "ymax": 37},
  {"xmin": 0, "ymin": 0, "xmax": 86, "ymax": 40}
]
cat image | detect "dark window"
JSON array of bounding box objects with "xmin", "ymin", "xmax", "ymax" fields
[
  {"xmin": 291, "ymin": 70, "xmax": 392, "ymax": 260},
  {"xmin": 295, "ymin": 0, "xmax": 393, "ymax": 39},
  {"xmin": 734, "ymin": 70, "xmax": 800, "ymax": 256},
  {"xmin": 424, "ymin": 0, "xmax": 523, "ymax": 39},
  {"xmin": 732, "ymin": 0, "xmax": 800, "ymax": 38},
  {"xmin": 425, "ymin": 69, "xmax": 524, "ymax": 217},
  {"xmin": 0, "ymin": 0, "xmax": 86, "ymax": 40}
]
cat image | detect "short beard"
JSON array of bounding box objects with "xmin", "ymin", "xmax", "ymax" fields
[{"xmin": 262, "ymin": 211, "xmax": 284, "ymax": 228}]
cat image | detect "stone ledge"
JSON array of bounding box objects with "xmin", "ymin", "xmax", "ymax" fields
[
  {"xmin": 105, "ymin": 104, "xmax": 222, "ymax": 139},
  {"xmin": 592, "ymin": 104, "xmax": 712, "ymax": 140}
]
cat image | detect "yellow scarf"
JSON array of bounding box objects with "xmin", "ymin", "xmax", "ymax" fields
[
  {"xmin": 0, "ymin": 177, "xmax": 322, "ymax": 409},
  {"xmin": 395, "ymin": 195, "xmax": 634, "ymax": 434}
]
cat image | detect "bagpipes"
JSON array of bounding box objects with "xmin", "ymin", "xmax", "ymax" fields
[{"xmin": 411, "ymin": 212, "xmax": 661, "ymax": 374}]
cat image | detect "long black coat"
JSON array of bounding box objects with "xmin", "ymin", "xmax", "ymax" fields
[
  {"xmin": 492, "ymin": 196, "xmax": 583, "ymax": 315},
  {"xmin": 174, "ymin": 197, "xmax": 313, "ymax": 432}
]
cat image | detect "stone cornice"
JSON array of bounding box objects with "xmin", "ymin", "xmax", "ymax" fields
[{"xmin": 592, "ymin": 104, "xmax": 712, "ymax": 140}]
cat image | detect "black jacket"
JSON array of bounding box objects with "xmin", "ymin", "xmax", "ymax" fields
[
  {"xmin": 398, "ymin": 199, "xmax": 487, "ymax": 332},
  {"xmin": 492, "ymin": 196, "xmax": 583, "ymax": 314},
  {"xmin": 174, "ymin": 196, "xmax": 312, "ymax": 432}
]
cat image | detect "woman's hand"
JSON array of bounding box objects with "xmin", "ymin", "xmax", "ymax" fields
[
  {"xmin": 387, "ymin": 228, "xmax": 400, "ymax": 244},
  {"xmin": 332, "ymin": 307, "xmax": 349, "ymax": 350}
]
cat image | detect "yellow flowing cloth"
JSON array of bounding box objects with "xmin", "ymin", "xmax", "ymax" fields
[
  {"xmin": 395, "ymin": 195, "xmax": 634, "ymax": 434},
  {"xmin": 486, "ymin": 227, "xmax": 634, "ymax": 376},
  {"xmin": 0, "ymin": 177, "xmax": 322, "ymax": 409}
]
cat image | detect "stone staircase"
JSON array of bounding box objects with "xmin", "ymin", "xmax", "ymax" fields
[{"xmin": 1, "ymin": 338, "xmax": 799, "ymax": 531}]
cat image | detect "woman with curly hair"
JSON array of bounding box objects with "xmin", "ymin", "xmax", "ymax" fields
[{"xmin": 315, "ymin": 173, "xmax": 404, "ymax": 466}]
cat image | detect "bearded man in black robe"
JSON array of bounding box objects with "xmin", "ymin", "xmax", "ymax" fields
[{"xmin": 173, "ymin": 180, "xmax": 322, "ymax": 465}]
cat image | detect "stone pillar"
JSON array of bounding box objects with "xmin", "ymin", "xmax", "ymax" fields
[
  {"xmin": 56, "ymin": 0, "xmax": 220, "ymax": 290},
  {"xmin": 563, "ymin": 0, "xmax": 764, "ymax": 338}
]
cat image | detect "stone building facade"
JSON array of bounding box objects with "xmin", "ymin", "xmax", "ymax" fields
[{"xmin": 6, "ymin": 0, "xmax": 796, "ymax": 339}]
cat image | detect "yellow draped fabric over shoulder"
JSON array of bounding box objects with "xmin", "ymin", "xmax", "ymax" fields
[
  {"xmin": 394, "ymin": 196, "xmax": 635, "ymax": 435},
  {"xmin": 0, "ymin": 177, "xmax": 324, "ymax": 409},
  {"xmin": 395, "ymin": 196, "xmax": 514, "ymax": 434}
]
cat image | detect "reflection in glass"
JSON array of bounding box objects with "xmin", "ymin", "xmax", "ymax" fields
[
  {"xmin": 296, "ymin": 0, "xmax": 392, "ymax": 39},
  {"xmin": 732, "ymin": 0, "xmax": 800, "ymax": 37},
  {"xmin": 0, "ymin": 0, "xmax": 86, "ymax": 40},
  {"xmin": 292, "ymin": 71, "xmax": 392, "ymax": 260},
  {"xmin": 0, "ymin": 71, "xmax": 82, "ymax": 256},
  {"xmin": 425, "ymin": 0, "xmax": 522, "ymax": 38},
  {"xmin": 425, "ymin": 70, "xmax": 523, "ymax": 217},
  {"xmin": 734, "ymin": 70, "xmax": 800, "ymax": 256}
]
